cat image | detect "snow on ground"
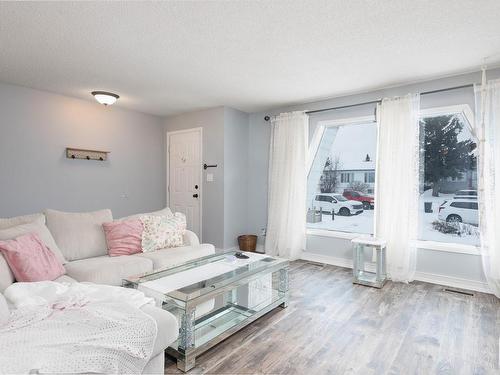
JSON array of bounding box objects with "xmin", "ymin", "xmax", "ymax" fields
[
  {"xmin": 418, "ymin": 190, "xmax": 479, "ymax": 246},
  {"xmin": 308, "ymin": 209, "xmax": 374, "ymax": 235},
  {"xmin": 307, "ymin": 189, "xmax": 479, "ymax": 246}
]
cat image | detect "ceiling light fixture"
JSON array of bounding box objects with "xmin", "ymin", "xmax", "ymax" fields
[{"xmin": 91, "ymin": 91, "xmax": 119, "ymax": 106}]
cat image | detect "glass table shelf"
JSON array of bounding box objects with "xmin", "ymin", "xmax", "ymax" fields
[{"xmin": 123, "ymin": 251, "xmax": 289, "ymax": 372}]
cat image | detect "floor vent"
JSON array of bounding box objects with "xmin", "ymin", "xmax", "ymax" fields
[
  {"xmin": 306, "ymin": 261, "xmax": 325, "ymax": 268},
  {"xmin": 443, "ymin": 288, "xmax": 474, "ymax": 297}
]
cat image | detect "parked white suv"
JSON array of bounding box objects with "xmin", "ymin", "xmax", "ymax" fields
[
  {"xmin": 313, "ymin": 194, "xmax": 364, "ymax": 216},
  {"xmin": 438, "ymin": 199, "xmax": 478, "ymax": 225}
]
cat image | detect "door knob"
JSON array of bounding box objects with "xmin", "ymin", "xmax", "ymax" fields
[{"xmin": 193, "ymin": 194, "xmax": 199, "ymax": 198}]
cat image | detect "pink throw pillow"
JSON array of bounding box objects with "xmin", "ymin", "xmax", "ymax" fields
[
  {"xmin": 103, "ymin": 219, "xmax": 144, "ymax": 256},
  {"xmin": 0, "ymin": 232, "xmax": 65, "ymax": 282}
]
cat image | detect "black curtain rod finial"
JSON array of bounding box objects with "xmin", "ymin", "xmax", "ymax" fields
[{"xmin": 264, "ymin": 115, "xmax": 271, "ymax": 121}]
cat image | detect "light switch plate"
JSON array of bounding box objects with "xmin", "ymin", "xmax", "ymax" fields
[{"xmin": 206, "ymin": 173, "xmax": 214, "ymax": 182}]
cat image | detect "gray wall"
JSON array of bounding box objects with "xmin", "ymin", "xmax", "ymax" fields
[
  {"xmin": 223, "ymin": 107, "xmax": 249, "ymax": 249},
  {"xmin": 163, "ymin": 106, "xmax": 250, "ymax": 249},
  {"xmin": 0, "ymin": 82, "xmax": 166, "ymax": 219},
  {"xmin": 2, "ymin": 67, "xmax": 494, "ymax": 288},
  {"xmin": 164, "ymin": 107, "xmax": 226, "ymax": 248},
  {"xmin": 248, "ymin": 68, "xmax": 500, "ymax": 286}
]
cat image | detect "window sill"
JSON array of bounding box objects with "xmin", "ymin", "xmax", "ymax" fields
[
  {"xmin": 306, "ymin": 229, "xmax": 481, "ymax": 256},
  {"xmin": 306, "ymin": 228, "xmax": 363, "ymax": 240},
  {"xmin": 415, "ymin": 240, "xmax": 480, "ymax": 256}
]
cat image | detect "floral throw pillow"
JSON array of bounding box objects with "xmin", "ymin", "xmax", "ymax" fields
[{"xmin": 140, "ymin": 213, "xmax": 186, "ymax": 252}]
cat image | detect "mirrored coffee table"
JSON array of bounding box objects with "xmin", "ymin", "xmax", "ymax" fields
[{"xmin": 123, "ymin": 251, "xmax": 289, "ymax": 372}]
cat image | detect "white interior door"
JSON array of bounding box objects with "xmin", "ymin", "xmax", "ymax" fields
[{"xmin": 167, "ymin": 128, "xmax": 202, "ymax": 239}]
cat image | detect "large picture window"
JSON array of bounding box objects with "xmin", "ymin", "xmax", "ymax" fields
[
  {"xmin": 307, "ymin": 105, "xmax": 479, "ymax": 248},
  {"xmin": 418, "ymin": 106, "xmax": 479, "ymax": 246},
  {"xmin": 307, "ymin": 118, "xmax": 377, "ymax": 234}
]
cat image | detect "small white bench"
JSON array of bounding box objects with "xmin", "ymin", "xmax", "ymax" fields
[{"xmin": 351, "ymin": 237, "xmax": 387, "ymax": 288}]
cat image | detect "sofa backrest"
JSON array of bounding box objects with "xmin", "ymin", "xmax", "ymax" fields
[
  {"xmin": 0, "ymin": 213, "xmax": 46, "ymax": 230},
  {"xmin": 45, "ymin": 209, "xmax": 113, "ymax": 262},
  {"xmin": 119, "ymin": 207, "xmax": 173, "ymax": 221}
]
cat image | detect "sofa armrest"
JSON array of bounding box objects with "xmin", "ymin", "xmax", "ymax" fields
[
  {"xmin": 183, "ymin": 230, "xmax": 200, "ymax": 246},
  {"xmin": 141, "ymin": 305, "xmax": 178, "ymax": 358}
]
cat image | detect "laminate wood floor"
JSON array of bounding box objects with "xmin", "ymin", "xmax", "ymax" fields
[{"xmin": 164, "ymin": 261, "xmax": 500, "ymax": 375}]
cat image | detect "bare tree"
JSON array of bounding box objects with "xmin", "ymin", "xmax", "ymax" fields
[
  {"xmin": 320, "ymin": 156, "xmax": 341, "ymax": 193},
  {"xmin": 348, "ymin": 181, "xmax": 370, "ymax": 193}
]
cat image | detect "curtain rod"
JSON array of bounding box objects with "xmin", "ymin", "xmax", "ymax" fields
[{"xmin": 263, "ymin": 83, "xmax": 475, "ymax": 121}]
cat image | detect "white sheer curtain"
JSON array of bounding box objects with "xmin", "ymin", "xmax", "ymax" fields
[
  {"xmin": 475, "ymin": 78, "xmax": 500, "ymax": 298},
  {"xmin": 375, "ymin": 94, "xmax": 420, "ymax": 282},
  {"xmin": 265, "ymin": 111, "xmax": 308, "ymax": 260}
]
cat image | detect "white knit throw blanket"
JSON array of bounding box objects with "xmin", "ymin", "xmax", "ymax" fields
[{"xmin": 0, "ymin": 282, "xmax": 158, "ymax": 374}]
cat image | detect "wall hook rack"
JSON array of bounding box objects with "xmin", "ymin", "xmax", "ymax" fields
[
  {"xmin": 203, "ymin": 163, "xmax": 217, "ymax": 170},
  {"xmin": 66, "ymin": 148, "xmax": 109, "ymax": 161}
]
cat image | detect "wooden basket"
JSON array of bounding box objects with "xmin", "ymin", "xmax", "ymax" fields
[{"xmin": 238, "ymin": 235, "xmax": 257, "ymax": 252}]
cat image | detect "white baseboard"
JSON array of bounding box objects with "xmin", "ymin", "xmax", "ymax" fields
[
  {"xmin": 413, "ymin": 271, "xmax": 491, "ymax": 294},
  {"xmin": 300, "ymin": 252, "xmax": 491, "ymax": 294},
  {"xmin": 301, "ymin": 252, "xmax": 353, "ymax": 269}
]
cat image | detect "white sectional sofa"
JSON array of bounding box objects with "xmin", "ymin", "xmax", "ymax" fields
[{"xmin": 0, "ymin": 208, "xmax": 215, "ymax": 374}]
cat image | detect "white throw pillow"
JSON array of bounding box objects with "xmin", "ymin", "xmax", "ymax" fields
[
  {"xmin": 45, "ymin": 209, "xmax": 113, "ymax": 262},
  {"xmin": 120, "ymin": 207, "xmax": 173, "ymax": 221},
  {"xmin": 0, "ymin": 213, "xmax": 45, "ymax": 230},
  {"xmin": 0, "ymin": 293, "xmax": 8, "ymax": 326},
  {"xmin": 140, "ymin": 212, "xmax": 186, "ymax": 252},
  {"xmin": 0, "ymin": 220, "xmax": 67, "ymax": 265}
]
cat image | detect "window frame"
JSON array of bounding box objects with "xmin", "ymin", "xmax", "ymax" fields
[
  {"xmin": 306, "ymin": 115, "xmax": 377, "ymax": 238},
  {"xmin": 306, "ymin": 106, "xmax": 480, "ymax": 255},
  {"xmin": 416, "ymin": 104, "xmax": 479, "ymax": 254},
  {"xmin": 419, "ymin": 104, "xmax": 475, "ymax": 133}
]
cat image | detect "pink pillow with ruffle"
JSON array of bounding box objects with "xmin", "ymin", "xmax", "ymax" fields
[
  {"xmin": 0, "ymin": 232, "xmax": 65, "ymax": 282},
  {"xmin": 103, "ymin": 219, "xmax": 144, "ymax": 256}
]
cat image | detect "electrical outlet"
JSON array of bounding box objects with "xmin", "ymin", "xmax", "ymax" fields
[{"xmin": 260, "ymin": 228, "xmax": 267, "ymax": 236}]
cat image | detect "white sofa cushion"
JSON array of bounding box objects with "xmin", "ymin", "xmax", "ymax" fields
[
  {"xmin": 0, "ymin": 219, "xmax": 67, "ymax": 264},
  {"xmin": 134, "ymin": 244, "xmax": 215, "ymax": 270},
  {"xmin": 64, "ymin": 255, "xmax": 153, "ymax": 286},
  {"xmin": 45, "ymin": 209, "xmax": 112, "ymax": 261},
  {"xmin": 0, "ymin": 213, "xmax": 45, "ymax": 230}
]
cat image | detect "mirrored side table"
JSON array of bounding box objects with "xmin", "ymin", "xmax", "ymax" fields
[{"xmin": 351, "ymin": 237, "xmax": 387, "ymax": 288}]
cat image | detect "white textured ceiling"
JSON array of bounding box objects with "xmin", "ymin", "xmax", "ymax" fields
[{"xmin": 1, "ymin": 1, "xmax": 500, "ymax": 116}]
